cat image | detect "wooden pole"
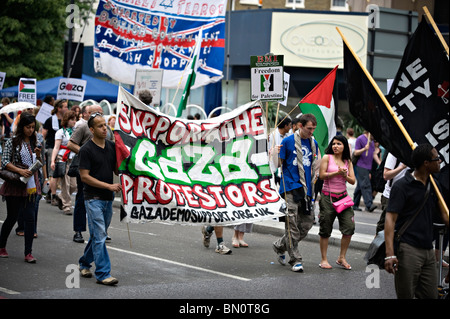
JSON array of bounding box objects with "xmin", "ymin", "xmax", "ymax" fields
[
  {"xmin": 274, "ymin": 103, "xmax": 299, "ymax": 129},
  {"xmin": 365, "ymin": 133, "xmax": 370, "ymax": 156},
  {"xmin": 274, "ymin": 102, "xmax": 280, "ymax": 128},
  {"xmin": 423, "ymin": 6, "xmax": 449, "ymax": 56},
  {"xmin": 336, "ymin": 27, "xmax": 448, "ymax": 217}
]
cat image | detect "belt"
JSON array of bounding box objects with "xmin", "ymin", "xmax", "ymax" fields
[{"xmin": 322, "ymin": 191, "xmax": 347, "ymax": 199}]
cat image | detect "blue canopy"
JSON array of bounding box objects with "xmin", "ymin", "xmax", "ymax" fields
[{"xmin": 0, "ymin": 74, "xmax": 123, "ymax": 103}]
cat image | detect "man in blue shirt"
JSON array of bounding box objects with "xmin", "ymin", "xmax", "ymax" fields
[{"xmin": 273, "ymin": 114, "xmax": 320, "ymax": 272}]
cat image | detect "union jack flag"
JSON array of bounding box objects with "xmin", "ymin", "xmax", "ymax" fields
[{"xmin": 94, "ymin": 0, "xmax": 227, "ymax": 88}]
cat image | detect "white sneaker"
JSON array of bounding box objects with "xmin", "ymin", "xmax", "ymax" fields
[
  {"xmin": 215, "ymin": 243, "xmax": 232, "ymax": 255},
  {"xmin": 272, "ymin": 244, "xmax": 286, "ymax": 266},
  {"xmin": 291, "ymin": 263, "xmax": 304, "ymax": 272}
]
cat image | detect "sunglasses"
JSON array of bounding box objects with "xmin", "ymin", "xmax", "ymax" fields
[
  {"xmin": 429, "ymin": 156, "xmax": 441, "ymax": 162},
  {"xmin": 89, "ymin": 112, "xmax": 103, "ymax": 118}
]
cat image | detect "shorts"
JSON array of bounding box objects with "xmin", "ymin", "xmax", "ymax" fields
[{"xmin": 318, "ymin": 192, "xmax": 355, "ymax": 238}]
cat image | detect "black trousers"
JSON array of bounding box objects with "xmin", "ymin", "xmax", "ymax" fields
[{"xmin": 0, "ymin": 195, "xmax": 36, "ymax": 255}]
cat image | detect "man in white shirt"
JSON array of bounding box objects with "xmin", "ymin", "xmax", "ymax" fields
[
  {"xmin": 375, "ymin": 152, "xmax": 408, "ymax": 234},
  {"xmin": 268, "ymin": 117, "xmax": 292, "ymax": 186}
]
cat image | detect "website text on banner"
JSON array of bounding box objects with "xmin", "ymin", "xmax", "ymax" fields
[
  {"xmin": 115, "ymin": 87, "xmax": 284, "ymax": 225},
  {"xmin": 94, "ymin": 0, "xmax": 227, "ymax": 87}
]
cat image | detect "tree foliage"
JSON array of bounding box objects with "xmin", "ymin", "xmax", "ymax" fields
[{"xmin": 0, "ymin": 0, "xmax": 94, "ymax": 88}]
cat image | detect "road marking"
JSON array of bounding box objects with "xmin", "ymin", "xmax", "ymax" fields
[
  {"xmin": 0, "ymin": 287, "xmax": 20, "ymax": 295},
  {"xmin": 108, "ymin": 245, "xmax": 251, "ymax": 282},
  {"xmin": 355, "ymin": 221, "xmax": 377, "ymax": 227}
]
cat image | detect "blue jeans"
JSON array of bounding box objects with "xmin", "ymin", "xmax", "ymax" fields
[
  {"xmin": 353, "ymin": 166, "xmax": 373, "ymax": 209},
  {"xmin": 78, "ymin": 199, "xmax": 113, "ymax": 281}
]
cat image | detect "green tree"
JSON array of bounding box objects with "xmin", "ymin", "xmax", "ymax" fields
[{"xmin": 0, "ymin": 0, "xmax": 94, "ymax": 88}]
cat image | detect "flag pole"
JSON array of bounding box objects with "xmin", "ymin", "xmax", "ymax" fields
[
  {"xmin": 423, "ymin": 6, "xmax": 449, "ymax": 56},
  {"xmin": 171, "ymin": 39, "xmax": 197, "ymax": 105},
  {"xmin": 337, "ymin": 27, "xmax": 448, "ymax": 217}
]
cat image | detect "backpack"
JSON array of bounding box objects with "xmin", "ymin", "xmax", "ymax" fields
[
  {"xmin": 371, "ymin": 152, "xmax": 388, "ymax": 193},
  {"xmin": 371, "ymin": 152, "xmax": 399, "ymax": 193}
]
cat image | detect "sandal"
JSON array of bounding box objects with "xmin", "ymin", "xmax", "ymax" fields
[
  {"xmin": 319, "ymin": 262, "xmax": 333, "ymax": 269},
  {"xmin": 336, "ymin": 260, "xmax": 352, "ymax": 270},
  {"xmin": 239, "ymin": 239, "xmax": 249, "ymax": 248},
  {"xmin": 232, "ymin": 237, "xmax": 240, "ymax": 248}
]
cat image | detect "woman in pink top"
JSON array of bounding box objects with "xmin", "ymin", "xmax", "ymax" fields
[{"xmin": 318, "ymin": 135, "xmax": 356, "ymax": 270}]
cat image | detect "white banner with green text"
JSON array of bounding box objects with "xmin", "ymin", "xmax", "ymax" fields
[{"xmin": 115, "ymin": 87, "xmax": 284, "ymax": 225}]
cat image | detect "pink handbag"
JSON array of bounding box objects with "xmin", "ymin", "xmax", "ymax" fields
[{"xmin": 332, "ymin": 195, "xmax": 354, "ymax": 213}]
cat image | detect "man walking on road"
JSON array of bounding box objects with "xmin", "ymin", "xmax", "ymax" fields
[
  {"xmin": 384, "ymin": 144, "xmax": 449, "ymax": 298},
  {"xmin": 273, "ymin": 114, "xmax": 320, "ymax": 272},
  {"xmin": 77, "ymin": 113, "xmax": 122, "ymax": 286}
]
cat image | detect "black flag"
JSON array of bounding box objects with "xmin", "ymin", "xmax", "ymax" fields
[
  {"xmin": 343, "ymin": 41, "xmax": 414, "ymax": 168},
  {"xmin": 387, "ymin": 18, "xmax": 449, "ymax": 198}
]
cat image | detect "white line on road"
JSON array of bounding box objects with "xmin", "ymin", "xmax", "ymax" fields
[{"xmin": 108, "ymin": 245, "xmax": 252, "ymax": 282}]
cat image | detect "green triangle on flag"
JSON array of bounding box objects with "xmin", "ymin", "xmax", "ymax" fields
[
  {"xmin": 177, "ymin": 28, "xmax": 203, "ymax": 118},
  {"xmin": 298, "ymin": 66, "xmax": 338, "ymax": 156}
]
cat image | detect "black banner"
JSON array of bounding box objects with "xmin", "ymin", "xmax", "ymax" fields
[{"xmin": 343, "ymin": 42, "xmax": 414, "ymax": 168}]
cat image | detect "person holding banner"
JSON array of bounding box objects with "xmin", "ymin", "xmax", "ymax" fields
[
  {"xmin": 384, "ymin": 144, "xmax": 449, "ymax": 299},
  {"xmin": 77, "ymin": 113, "xmax": 121, "ymax": 285},
  {"xmin": 273, "ymin": 114, "xmax": 320, "ymax": 272}
]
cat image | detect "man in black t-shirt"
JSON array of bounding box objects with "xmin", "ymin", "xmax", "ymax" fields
[
  {"xmin": 385, "ymin": 144, "xmax": 449, "ymax": 299},
  {"xmin": 77, "ymin": 113, "xmax": 121, "ymax": 286}
]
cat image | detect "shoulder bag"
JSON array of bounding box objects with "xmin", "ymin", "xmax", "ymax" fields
[
  {"xmin": 67, "ymin": 153, "xmax": 80, "ymax": 177},
  {"xmin": 0, "ymin": 145, "xmax": 28, "ymax": 186},
  {"xmin": 364, "ymin": 181, "xmax": 431, "ymax": 268}
]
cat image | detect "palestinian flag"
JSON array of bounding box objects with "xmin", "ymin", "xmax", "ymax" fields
[
  {"xmin": 19, "ymin": 78, "xmax": 36, "ymax": 93},
  {"xmin": 298, "ymin": 66, "xmax": 338, "ymax": 155},
  {"xmin": 177, "ymin": 28, "xmax": 203, "ymax": 117}
]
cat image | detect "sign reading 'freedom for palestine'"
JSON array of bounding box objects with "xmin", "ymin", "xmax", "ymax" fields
[{"xmin": 250, "ymin": 55, "xmax": 284, "ymax": 101}]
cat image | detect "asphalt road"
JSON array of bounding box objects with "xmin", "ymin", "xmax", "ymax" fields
[{"xmin": 0, "ymin": 193, "xmax": 399, "ymax": 303}]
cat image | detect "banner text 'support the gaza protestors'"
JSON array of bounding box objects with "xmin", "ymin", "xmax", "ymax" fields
[{"xmin": 114, "ymin": 87, "xmax": 284, "ymax": 226}]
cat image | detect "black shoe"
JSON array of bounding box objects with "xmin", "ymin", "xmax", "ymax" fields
[
  {"xmin": 106, "ymin": 235, "xmax": 111, "ymax": 242},
  {"xmin": 73, "ymin": 231, "xmax": 84, "ymax": 243},
  {"xmin": 353, "ymin": 206, "xmax": 362, "ymax": 211},
  {"xmin": 367, "ymin": 204, "xmax": 377, "ymax": 212}
]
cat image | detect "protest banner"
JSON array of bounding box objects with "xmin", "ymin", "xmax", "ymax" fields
[
  {"xmin": 339, "ymin": 25, "xmax": 448, "ymax": 216},
  {"xmin": 0, "ymin": 72, "xmax": 5, "ymax": 90},
  {"xmin": 250, "ymin": 55, "xmax": 284, "ymax": 101},
  {"xmin": 35, "ymin": 102, "xmax": 53, "ymax": 124},
  {"xmin": 115, "ymin": 87, "xmax": 284, "ymax": 225},
  {"xmin": 94, "ymin": 0, "xmax": 227, "ymax": 88},
  {"xmin": 18, "ymin": 78, "xmax": 36, "ymax": 105},
  {"xmin": 133, "ymin": 69, "xmax": 163, "ymax": 107},
  {"xmin": 57, "ymin": 78, "xmax": 87, "ymax": 102}
]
